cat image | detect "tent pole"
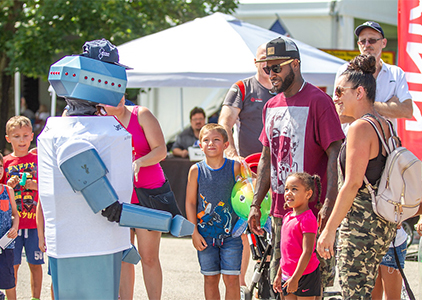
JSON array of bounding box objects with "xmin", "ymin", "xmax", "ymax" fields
[
  {"xmin": 48, "ymin": 85, "xmax": 57, "ymax": 117},
  {"xmin": 180, "ymin": 88, "xmax": 184, "ymax": 130},
  {"xmin": 14, "ymin": 72, "xmax": 20, "ymax": 116}
]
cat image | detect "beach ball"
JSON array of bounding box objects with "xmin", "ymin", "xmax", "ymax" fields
[{"xmin": 231, "ymin": 177, "xmax": 271, "ymax": 227}]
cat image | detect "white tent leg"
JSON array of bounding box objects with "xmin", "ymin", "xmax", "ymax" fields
[
  {"xmin": 48, "ymin": 85, "xmax": 57, "ymax": 117},
  {"xmin": 14, "ymin": 72, "xmax": 20, "ymax": 116}
]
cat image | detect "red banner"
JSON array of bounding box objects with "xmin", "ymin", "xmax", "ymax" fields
[{"xmin": 397, "ymin": 0, "xmax": 422, "ymax": 159}]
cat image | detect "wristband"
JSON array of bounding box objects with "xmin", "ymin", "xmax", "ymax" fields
[{"xmin": 250, "ymin": 204, "xmax": 261, "ymax": 209}]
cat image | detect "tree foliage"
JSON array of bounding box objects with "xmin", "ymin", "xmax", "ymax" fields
[{"xmin": 0, "ymin": 0, "xmax": 238, "ymax": 151}]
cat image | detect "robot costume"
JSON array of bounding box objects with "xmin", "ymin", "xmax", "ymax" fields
[{"xmin": 37, "ymin": 39, "xmax": 193, "ymax": 299}]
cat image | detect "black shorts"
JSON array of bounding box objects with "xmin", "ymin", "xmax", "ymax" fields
[
  {"xmin": 0, "ymin": 249, "xmax": 15, "ymax": 289},
  {"xmin": 282, "ymin": 266, "xmax": 321, "ymax": 297}
]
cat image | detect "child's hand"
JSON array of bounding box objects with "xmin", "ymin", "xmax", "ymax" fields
[
  {"xmin": 273, "ymin": 273, "xmax": 283, "ymax": 293},
  {"xmin": 7, "ymin": 228, "xmax": 17, "ymax": 239},
  {"xmin": 24, "ymin": 179, "xmax": 38, "ymax": 191},
  {"xmin": 192, "ymin": 231, "xmax": 207, "ymax": 251},
  {"xmin": 283, "ymin": 278, "xmax": 298, "ymax": 294},
  {"xmin": 7, "ymin": 176, "xmax": 19, "ymax": 189},
  {"xmin": 39, "ymin": 237, "xmax": 47, "ymax": 253}
]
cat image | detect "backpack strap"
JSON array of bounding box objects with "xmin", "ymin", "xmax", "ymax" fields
[
  {"xmin": 361, "ymin": 117, "xmax": 389, "ymax": 199},
  {"xmin": 362, "ymin": 113, "xmax": 388, "ymax": 142},
  {"xmin": 361, "ymin": 117, "xmax": 391, "ymax": 155},
  {"xmin": 385, "ymin": 119, "xmax": 401, "ymax": 149},
  {"xmin": 235, "ymin": 80, "xmax": 246, "ymax": 102}
]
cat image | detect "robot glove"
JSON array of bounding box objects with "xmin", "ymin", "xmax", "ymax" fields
[{"xmin": 101, "ymin": 201, "xmax": 122, "ymax": 223}]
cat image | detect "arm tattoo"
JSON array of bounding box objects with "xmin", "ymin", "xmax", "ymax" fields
[
  {"xmin": 324, "ymin": 140, "xmax": 342, "ymax": 207},
  {"xmin": 252, "ymin": 146, "xmax": 271, "ymax": 206}
]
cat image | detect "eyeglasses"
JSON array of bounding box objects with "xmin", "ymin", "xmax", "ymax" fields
[
  {"xmin": 357, "ymin": 38, "xmax": 383, "ymax": 45},
  {"xmin": 263, "ymin": 59, "xmax": 296, "ymax": 75},
  {"xmin": 191, "ymin": 117, "xmax": 205, "ymax": 122},
  {"xmin": 334, "ymin": 85, "xmax": 355, "ymax": 98}
]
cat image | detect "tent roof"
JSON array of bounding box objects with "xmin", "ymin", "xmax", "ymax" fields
[{"xmin": 118, "ymin": 12, "xmax": 345, "ymax": 88}]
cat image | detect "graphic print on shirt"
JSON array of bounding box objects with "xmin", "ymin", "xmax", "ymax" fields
[
  {"xmin": 266, "ymin": 106, "xmax": 308, "ymax": 194},
  {"xmin": 5, "ymin": 162, "xmax": 37, "ymax": 221},
  {"xmin": 196, "ymin": 194, "xmax": 233, "ymax": 239},
  {"xmin": 0, "ymin": 187, "xmax": 14, "ymax": 249}
]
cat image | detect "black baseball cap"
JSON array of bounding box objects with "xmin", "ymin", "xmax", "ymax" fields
[
  {"xmin": 355, "ymin": 21, "xmax": 384, "ymax": 38},
  {"xmin": 81, "ymin": 38, "xmax": 132, "ymax": 69},
  {"xmin": 256, "ymin": 37, "xmax": 300, "ymax": 62}
]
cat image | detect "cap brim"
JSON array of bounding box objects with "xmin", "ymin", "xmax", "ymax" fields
[
  {"xmin": 256, "ymin": 56, "xmax": 296, "ymax": 63},
  {"xmin": 79, "ymin": 54, "xmax": 133, "ymax": 70},
  {"xmin": 114, "ymin": 62, "xmax": 133, "ymax": 70}
]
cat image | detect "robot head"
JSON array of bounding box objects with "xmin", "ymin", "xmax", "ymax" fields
[{"xmin": 48, "ymin": 39, "xmax": 130, "ymax": 109}]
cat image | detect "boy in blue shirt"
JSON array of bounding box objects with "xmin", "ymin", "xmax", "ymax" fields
[
  {"xmin": 186, "ymin": 123, "xmax": 242, "ymax": 300},
  {"xmin": 0, "ymin": 153, "xmax": 19, "ymax": 300}
]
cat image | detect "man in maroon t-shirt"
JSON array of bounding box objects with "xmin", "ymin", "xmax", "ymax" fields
[{"xmin": 247, "ymin": 36, "xmax": 344, "ymax": 293}]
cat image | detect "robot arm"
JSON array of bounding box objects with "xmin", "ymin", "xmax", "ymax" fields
[
  {"xmin": 57, "ymin": 140, "xmax": 194, "ymax": 237},
  {"xmin": 58, "ymin": 141, "xmax": 118, "ymax": 213}
]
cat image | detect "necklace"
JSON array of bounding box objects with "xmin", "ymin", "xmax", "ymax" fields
[{"xmin": 298, "ymin": 81, "xmax": 306, "ymax": 93}]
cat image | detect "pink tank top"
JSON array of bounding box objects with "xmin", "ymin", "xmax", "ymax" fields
[{"xmin": 127, "ymin": 106, "xmax": 166, "ymax": 203}]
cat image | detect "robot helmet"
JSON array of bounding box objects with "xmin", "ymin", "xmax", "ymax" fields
[{"xmin": 48, "ymin": 39, "xmax": 130, "ymax": 107}]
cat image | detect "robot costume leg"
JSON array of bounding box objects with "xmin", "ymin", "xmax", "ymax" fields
[{"xmin": 49, "ymin": 252, "xmax": 122, "ymax": 300}]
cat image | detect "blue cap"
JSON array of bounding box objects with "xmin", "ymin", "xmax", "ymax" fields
[{"xmin": 355, "ymin": 21, "xmax": 384, "ymax": 38}]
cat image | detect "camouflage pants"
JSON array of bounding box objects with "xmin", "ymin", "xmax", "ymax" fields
[
  {"xmin": 337, "ymin": 191, "xmax": 396, "ymax": 299},
  {"xmin": 270, "ymin": 216, "xmax": 283, "ymax": 283}
]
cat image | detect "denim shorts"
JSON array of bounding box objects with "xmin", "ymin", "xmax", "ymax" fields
[
  {"xmin": 380, "ymin": 240, "xmax": 407, "ymax": 269},
  {"xmin": 14, "ymin": 229, "xmax": 44, "ymax": 265},
  {"xmin": 0, "ymin": 249, "xmax": 15, "ymax": 289},
  {"xmin": 197, "ymin": 236, "xmax": 242, "ymax": 276}
]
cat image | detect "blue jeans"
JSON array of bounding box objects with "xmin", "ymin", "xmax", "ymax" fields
[
  {"xmin": 380, "ymin": 240, "xmax": 407, "ymax": 269},
  {"xmin": 197, "ymin": 235, "xmax": 242, "ymax": 276}
]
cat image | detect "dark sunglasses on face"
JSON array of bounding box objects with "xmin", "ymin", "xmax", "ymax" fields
[
  {"xmin": 263, "ymin": 59, "xmax": 296, "ymax": 75},
  {"xmin": 334, "ymin": 85, "xmax": 354, "ymax": 98},
  {"xmin": 357, "ymin": 38, "xmax": 383, "ymax": 45}
]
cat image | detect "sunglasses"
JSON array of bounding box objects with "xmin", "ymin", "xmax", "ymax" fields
[
  {"xmin": 357, "ymin": 38, "xmax": 383, "ymax": 45},
  {"xmin": 263, "ymin": 59, "xmax": 296, "ymax": 75},
  {"xmin": 334, "ymin": 85, "xmax": 355, "ymax": 98}
]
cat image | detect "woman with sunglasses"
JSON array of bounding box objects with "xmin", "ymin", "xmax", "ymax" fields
[{"xmin": 316, "ymin": 54, "xmax": 396, "ymax": 299}]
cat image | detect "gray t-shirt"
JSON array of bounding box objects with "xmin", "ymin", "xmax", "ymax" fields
[
  {"xmin": 171, "ymin": 127, "xmax": 198, "ymax": 151},
  {"xmin": 223, "ymin": 76, "xmax": 273, "ymax": 157}
]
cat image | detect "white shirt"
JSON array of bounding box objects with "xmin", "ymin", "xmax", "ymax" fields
[{"xmin": 38, "ymin": 116, "xmax": 132, "ymax": 258}]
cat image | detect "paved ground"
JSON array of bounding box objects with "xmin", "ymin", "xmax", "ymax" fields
[{"xmin": 13, "ymin": 234, "xmax": 422, "ymax": 299}]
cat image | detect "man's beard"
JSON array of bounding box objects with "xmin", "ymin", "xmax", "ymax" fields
[{"xmin": 274, "ymin": 67, "xmax": 295, "ymax": 94}]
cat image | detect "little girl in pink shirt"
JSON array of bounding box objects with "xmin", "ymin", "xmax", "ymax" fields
[{"xmin": 274, "ymin": 172, "xmax": 322, "ymax": 299}]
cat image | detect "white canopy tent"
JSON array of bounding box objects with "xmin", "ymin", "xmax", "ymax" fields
[
  {"xmin": 118, "ymin": 12, "xmax": 345, "ymax": 88},
  {"xmin": 117, "ymin": 13, "xmax": 345, "ymax": 141}
]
